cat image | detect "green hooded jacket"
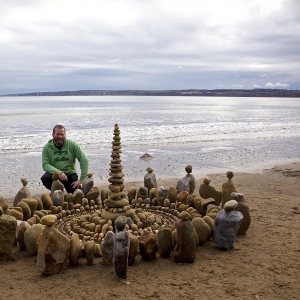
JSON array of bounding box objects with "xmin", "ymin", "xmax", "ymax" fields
[{"xmin": 42, "ymin": 139, "xmax": 88, "ymax": 181}]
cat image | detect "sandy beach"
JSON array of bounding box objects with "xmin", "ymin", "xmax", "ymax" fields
[{"xmin": 1, "ymin": 161, "xmax": 300, "ymax": 300}]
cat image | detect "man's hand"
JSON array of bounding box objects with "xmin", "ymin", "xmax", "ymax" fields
[
  {"xmin": 59, "ymin": 172, "xmax": 68, "ymax": 181},
  {"xmin": 71, "ymin": 180, "xmax": 82, "ymax": 189}
]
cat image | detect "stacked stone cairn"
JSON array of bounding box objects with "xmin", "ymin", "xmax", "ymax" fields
[{"xmin": 101, "ymin": 124, "xmax": 135, "ymax": 221}]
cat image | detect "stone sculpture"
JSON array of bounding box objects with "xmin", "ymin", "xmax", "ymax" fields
[
  {"xmin": 144, "ymin": 167, "xmax": 157, "ymax": 192},
  {"xmin": 37, "ymin": 215, "xmax": 70, "ymax": 275},
  {"xmin": 213, "ymin": 200, "xmax": 244, "ymax": 250},
  {"xmin": 113, "ymin": 216, "xmax": 130, "ymax": 279},
  {"xmin": 82, "ymin": 172, "xmax": 94, "ymax": 196},
  {"xmin": 101, "ymin": 230, "xmax": 115, "ymax": 265},
  {"xmin": 176, "ymin": 165, "xmax": 196, "ymax": 194},
  {"xmin": 50, "ymin": 170, "xmax": 64, "ymax": 199},
  {"xmin": 101, "ymin": 124, "xmax": 135, "ymax": 221},
  {"xmin": 173, "ymin": 211, "xmax": 197, "ymax": 263},
  {"xmin": 222, "ymin": 171, "xmax": 237, "ymax": 207},
  {"xmin": 13, "ymin": 178, "xmax": 32, "ymax": 207},
  {"xmin": 199, "ymin": 177, "xmax": 222, "ymax": 206}
]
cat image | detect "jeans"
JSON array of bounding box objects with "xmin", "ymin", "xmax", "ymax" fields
[{"xmin": 41, "ymin": 172, "xmax": 79, "ymax": 194}]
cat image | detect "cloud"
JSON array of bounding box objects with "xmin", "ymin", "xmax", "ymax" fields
[
  {"xmin": 274, "ymin": 82, "xmax": 290, "ymax": 88},
  {"xmin": 265, "ymin": 82, "xmax": 290, "ymax": 88},
  {"xmin": 253, "ymin": 84, "xmax": 262, "ymax": 88},
  {"xmin": 0, "ymin": 0, "xmax": 299, "ymax": 94}
]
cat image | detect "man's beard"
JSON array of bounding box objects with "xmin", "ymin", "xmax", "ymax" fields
[{"xmin": 54, "ymin": 138, "xmax": 65, "ymax": 146}]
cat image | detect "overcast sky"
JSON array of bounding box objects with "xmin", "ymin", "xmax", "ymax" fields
[{"xmin": 0, "ymin": 0, "xmax": 299, "ymax": 95}]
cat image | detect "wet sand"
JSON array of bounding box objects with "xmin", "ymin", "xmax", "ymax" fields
[
  {"xmin": 1, "ymin": 161, "xmax": 300, "ymax": 300},
  {"xmin": 1, "ymin": 141, "xmax": 299, "ymax": 202}
]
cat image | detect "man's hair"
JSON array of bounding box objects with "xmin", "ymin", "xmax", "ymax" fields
[{"xmin": 53, "ymin": 124, "xmax": 66, "ymax": 133}]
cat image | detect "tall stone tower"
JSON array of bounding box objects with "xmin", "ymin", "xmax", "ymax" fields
[{"xmin": 101, "ymin": 124, "xmax": 135, "ymax": 221}]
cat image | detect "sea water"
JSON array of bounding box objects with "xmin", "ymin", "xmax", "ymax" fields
[{"xmin": 0, "ymin": 96, "xmax": 299, "ymax": 196}]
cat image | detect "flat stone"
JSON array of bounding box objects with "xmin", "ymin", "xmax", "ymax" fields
[
  {"xmin": 224, "ymin": 200, "xmax": 238, "ymax": 211},
  {"xmin": 104, "ymin": 198, "xmax": 129, "ymax": 208},
  {"xmin": 41, "ymin": 215, "xmax": 57, "ymax": 227}
]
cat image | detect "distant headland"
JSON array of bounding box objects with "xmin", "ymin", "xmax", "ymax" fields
[{"xmin": 1, "ymin": 88, "xmax": 300, "ymax": 97}]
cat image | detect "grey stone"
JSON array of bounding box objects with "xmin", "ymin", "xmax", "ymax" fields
[
  {"xmin": 176, "ymin": 174, "xmax": 196, "ymax": 194},
  {"xmin": 144, "ymin": 170, "xmax": 157, "ymax": 191},
  {"xmin": 158, "ymin": 187, "xmax": 168, "ymax": 200},
  {"xmin": 52, "ymin": 190, "xmax": 64, "ymax": 206},
  {"xmin": 51, "ymin": 178, "xmax": 64, "ymax": 200},
  {"xmin": 213, "ymin": 209, "xmax": 243, "ymax": 250},
  {"xmin": 82, "ymin": 176, "xmax": 94, "ymax": 196},
  {"xmin": 13, "ymin": 179, "xmax": 32, "ymax": 207},
  {"xmin": 231, "ymin": 192, "xmax": 245, "ymax": 203},
  {"xmin": 113, "ymin": 230, "xmax": 130, "ymax": 279},
  {"xmin": 101, "ymin": 231, "xmax": 115, "ymax": 265},
  {"xmin": 115, "ymin": 216, "xmax": 127, "ymax": 231}
]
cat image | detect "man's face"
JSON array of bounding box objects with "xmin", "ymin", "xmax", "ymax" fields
[{"xmin": 52, "ymin": 128, "xmax": 66, "ymax": 146}]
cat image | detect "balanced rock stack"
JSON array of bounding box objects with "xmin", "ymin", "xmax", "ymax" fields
[{"xmin": 101, "ymin": 124, "xmax": 135, "ymax": 221}]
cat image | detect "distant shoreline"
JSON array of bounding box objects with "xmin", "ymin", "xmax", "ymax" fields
[{"xmin": 1, "ymin": 88, "xmax": 300, "ymax": 98}]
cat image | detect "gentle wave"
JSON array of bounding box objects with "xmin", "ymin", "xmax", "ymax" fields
[{"xmin": 0, "ymin": 96, "xmax": 299, "ymax": 157}]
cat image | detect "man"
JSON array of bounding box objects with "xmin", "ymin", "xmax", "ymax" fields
[{"xmin": 41, "ymin": 124, "xmax": 89, "ymax": 194}]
